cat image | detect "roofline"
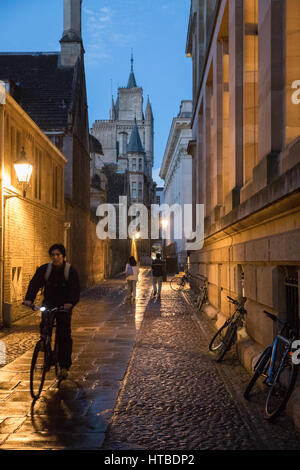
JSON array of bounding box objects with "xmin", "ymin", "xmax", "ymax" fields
[
  {"xmin": 4, "ymin": 91, "xmax": 67, "ymax": 164},
  {"xmin": 0, "ymin": 52, "xmax": 59, "ymax": 56},
  {"xmin": 160, "ymin": 116, "xmax": 191, "ymax": 179}
]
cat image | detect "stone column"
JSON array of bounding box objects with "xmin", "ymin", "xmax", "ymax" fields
[
  {"xmin": 258, "ymin": 0, "xmax": 286, "ymax": 161},
  {"xmin": 187, "ymin": 140, "xmax": 196, "ymax": 232},
  {"xmin": 227, "ymin": 0, "xmax": 244, "ymax": 211},
  {"xmin": 213, "ymin": 40, "xmax": 224, "ymax": 210},
  {"xmin": 204, "ymin": 84, "xmax": 212, "ymax": 219}
]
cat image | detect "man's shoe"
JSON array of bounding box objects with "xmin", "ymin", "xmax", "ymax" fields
[{"xmin": 58, "ymin": 368, "xmax": 68, "ymax": 380}]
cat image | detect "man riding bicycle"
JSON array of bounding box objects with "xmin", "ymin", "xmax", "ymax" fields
[{"xmin": 23, "ymin": 244, "xmax": 80, "ymax": 380}]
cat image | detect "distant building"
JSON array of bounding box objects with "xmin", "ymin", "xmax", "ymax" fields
[
  {"xmin": 91, "ymin": 55, "xmax": 155, "ymax": 208},
  {"xmin": 155, "ymin": 187, "xmax": 164, "ymax": 206},
  {"xmin": 160, "ymin": 100, "xmax": 193, "ymax": 269}
]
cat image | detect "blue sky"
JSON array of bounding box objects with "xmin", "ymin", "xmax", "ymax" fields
[{"xmin": 0, "ymin": 0, "xmax": 192, "ymax": 186}]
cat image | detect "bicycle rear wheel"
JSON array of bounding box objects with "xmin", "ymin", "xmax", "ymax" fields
[
  {"xmin": 209, "ymin": 322, "xmax": 228, "ymax": 352},
  {"xmin": 215, "ymin": 323, "xmax": 237, "ymax": 362},
  {"xmin": 264, "ymin": 359, "xmax": 298, "ymax": 421},
  {"xmin": 30, "ymin": 340, "xmax": 47, "ymax": 399},
  {"xmin": 244, "ymin": 346, "xmax": 272, "ymax": 400},
  {"xmin": 170, "ymin": 277, "xmax": 185, "ymax": 291},
  {"xmin": 197, "ymin": 288, "xmax": 206, "ymax": 311}
]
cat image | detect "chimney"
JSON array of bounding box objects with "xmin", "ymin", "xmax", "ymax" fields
[{"xmin": 59, "ymin": 0, "xmax": 84, "ymax": 68}]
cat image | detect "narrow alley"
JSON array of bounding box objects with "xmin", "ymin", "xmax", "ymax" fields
[{"xmin": 0, "ymin": 270, "xmax": 299, "ymax": 450}]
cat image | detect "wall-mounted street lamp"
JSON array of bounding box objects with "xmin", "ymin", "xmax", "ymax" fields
[{"xmin": 13, "ymin": 147, "xmax": 33, "ymax": 197}]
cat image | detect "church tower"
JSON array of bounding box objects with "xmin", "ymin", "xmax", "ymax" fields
[{"xmin": 91, "ymin": 54, "xmax": 155, "ymax": 206}]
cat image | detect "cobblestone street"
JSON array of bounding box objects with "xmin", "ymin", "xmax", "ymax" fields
[{"xmin": 0, "ymin": 269, "xmax": 299, "ymax": 450}]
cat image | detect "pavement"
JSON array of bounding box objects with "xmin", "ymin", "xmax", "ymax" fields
[{"xmin": 0, "ymin": 268, "xmax": 299, "ymax": 450}]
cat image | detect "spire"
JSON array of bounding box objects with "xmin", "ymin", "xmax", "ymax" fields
[
  {"xmin": 127, "ymin": 50, "xmax": 137, "ymax": 88},
  {"xmin": 145, "ymin": 96, "xmax": 153, "ymax": 121},
  {"xmin": 110, "ymin": 96, "xmax": 116, "ymax": 120},
  {"xmin": 127, "ymin": 119, "xmax": 145, "ymax": 153}
]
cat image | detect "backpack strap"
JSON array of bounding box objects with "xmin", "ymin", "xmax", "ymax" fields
[
  {"xmin": 44, "ymin": 263, "xmax": 53, "ymax": 282},
  {"xmin": 64, "ymin": 262, "xmax": 71, "ymax": 282},
  {"xmin": 44, "ymin": 262, "xmax": 71, "ymax": 282}
]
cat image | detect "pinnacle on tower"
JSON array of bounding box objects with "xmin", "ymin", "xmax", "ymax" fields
[
  {"xmin": 145, "ymin": 96, "xmax": 153, "ymax": 121},
  {"xmin": 127, "ymin": 119, "xmax": 145, "ymax": 153},
  {"xmin": 127, "ymin": 50, "xmax": 137, "ymax": 88},
  {"xmin": 110, "ymin": 96, "xmax": 116, "ymax": 120}
]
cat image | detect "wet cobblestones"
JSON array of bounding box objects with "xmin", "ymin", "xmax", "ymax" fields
[
  {"xmin": 0, "ymin": 271, "xmax": 299, "ymax": 449},
  {"xmin": 103, "ymin": 281, "xmax": 300, "ymax": 450}
]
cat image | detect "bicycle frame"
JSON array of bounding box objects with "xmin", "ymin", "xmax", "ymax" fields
[{"xmin": 266, "ymin": 334, "xmax": 293, "ymax": 385}]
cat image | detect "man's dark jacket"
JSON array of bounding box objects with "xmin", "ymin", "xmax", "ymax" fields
[
  {"xmin": 25, "ymin": 263, "xmax": 80, "ymax": 308},
  {"xmin": 152, "ymin": 259, "xmax": 164, "ymax": 277}
]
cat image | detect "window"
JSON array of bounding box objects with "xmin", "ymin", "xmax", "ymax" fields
[
  {"xmin": 132, "ymin": 182, "xmax": 137, "ymax": 198},
  {"xmin": 138, "ymin": 182, "xmax": 142, "ymax": 198},
  {"xmin": 132, "ymin": 158, "xmax": 136, "ymax": 172},
  {"xmin": 139, "ymin": 158, "xmax": 142, "ymax": 171},
  {"xmin": 34, "ymin": 148, "xmax": 42, "ymax": 200},
  {"xmin": 53, "ymin": 165, "xmax": 58, "ymax": 209}
]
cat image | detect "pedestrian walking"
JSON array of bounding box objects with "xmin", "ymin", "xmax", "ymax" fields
[
  {"xmin": 23, "ymin": 244, "xmax": 80, "ymax": 380},
  {"xmin": 152, "ymin": 253, "xmax": 164, "ymax": 299},
  {"xmin": 125, "ymin": 256, "xmax": 139, "ymax": 303}
]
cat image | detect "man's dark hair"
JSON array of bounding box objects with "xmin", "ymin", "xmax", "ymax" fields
[
  {"xmin": 156, "ymin": 253, "xmax": 161, "ymax": 259},
  {"xmin": 49, "ymin": 244, "xmax": 66, "ymax": 258},
  {"xmin": 129, "ymin": 256, "xmax": 137, "ymax": 266}
]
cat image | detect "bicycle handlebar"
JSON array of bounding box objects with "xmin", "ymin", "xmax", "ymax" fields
[
  {"xmin": 22, "ymin": 303, "xmax": 64, "ymax": 313},
  {"xmin": 227, "ymin": 296, "xmax": 247, "ymax": 307}
]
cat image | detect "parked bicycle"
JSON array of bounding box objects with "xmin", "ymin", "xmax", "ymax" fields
[
  {"xmin": 195, "ymin": 277, "xmax": 208, "ymax": 312},
  {"xmin": 23, "ymin": 303, "xmax": 64, "ymax": 400},
  {"xmin": 244, "ymin": 310, "xmax": 298, "ymax": 421},
  {"xmin": 209, "ymin": 296, "xmax": 247, "ymax": 362},
  {"xmin": 170, "ymin": 271, "xmax": 192, "ymax": 291}
]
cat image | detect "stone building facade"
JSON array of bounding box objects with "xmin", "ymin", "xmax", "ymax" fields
[
  {"xmin": 186, "ymin": 0, "xmax": 300, "ymax": 385},
  {"xmin": 0, "ymin": 0, "xmax": 110, "ymax": 324},
  {"xmin": 160, "ymin": 101, "xmax": 193, "ymax": 269},
  {"xmin": 91, "ymin": 58, "xmax": 155, "ymax": 207},
  {"xmin": 0, "ymin": 89, "xmax": 66, "ymax": 324}
]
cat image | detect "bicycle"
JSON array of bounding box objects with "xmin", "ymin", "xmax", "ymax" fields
[
  {"xmin": 23, "ymin": 303, "xmax": 64, "ymax": 400},
  {"xmin": 170, "ymin": 271, "xmax": 192, "ymax": 291},
  {"xmin": 195, "ymin": 277, "xmax": 208, "ymax": 312},
  {"xmin": 244, "ymin": 310, "xmax": 298, "ymax": 421},
  {"xmin": 209, "ymin": 296, "xmax": 247, "ymax": 362}
]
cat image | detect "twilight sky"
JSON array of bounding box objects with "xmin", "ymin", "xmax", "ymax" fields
[{"xmin": 0, "ymin": 0, "xmax": 192, "ymax": 186}]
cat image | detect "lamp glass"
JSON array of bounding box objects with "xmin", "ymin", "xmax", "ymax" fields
[{"xmin": 14, "ymin": 162, "xmax": 33, "ymax": 183}]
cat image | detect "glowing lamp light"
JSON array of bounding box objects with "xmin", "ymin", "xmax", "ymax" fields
[
  {"xmin": 161, "ymin": 218, "xmax": 169, "ymax": 230},
  {"xmin": 14, "ymin": 148, "xmax": 33, "ymax": 184},
  {"xmin": 135, "ymin": 232, "xmax": 141, "ymax": 240}
]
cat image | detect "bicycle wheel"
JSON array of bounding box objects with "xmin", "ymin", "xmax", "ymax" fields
[
  {"xmin": 209, "ymin": 322, "xmax": 228, "ymax": 352},
  {"xmin": 197, "ymin": 289, "xmax": 206, "ymax": 311},
  {"xmin": 170, "ymin": 277, "xmax": 185, "ymax": 291},
  {"xmin": 30, "ymin": 340, "xmax": 47, "ymax": 399},
  {"xmin": 264, "ymin": 359, "xmax": 298, "ymax": 421},
  {"xmin": 244, "ymin": 346, "xmax": 272, "ymax": 400},
  {"xmin": 215, "ymin": 323, "xmax": 237, "ymax": 362}
]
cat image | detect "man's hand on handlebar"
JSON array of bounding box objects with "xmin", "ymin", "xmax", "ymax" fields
[{"xmin": 64, "ymin": 304, "xmax": 73, "ymax": 311}]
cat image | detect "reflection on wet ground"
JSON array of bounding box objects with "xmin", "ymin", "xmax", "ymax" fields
[{"xmin": 0, "ymin": 269, "xmax": 152, "ymax": 449}]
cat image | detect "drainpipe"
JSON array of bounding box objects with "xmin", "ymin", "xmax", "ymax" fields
[{"xmin": 0, "ymin": 87, "xmax": 5, "ymax": 325}]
